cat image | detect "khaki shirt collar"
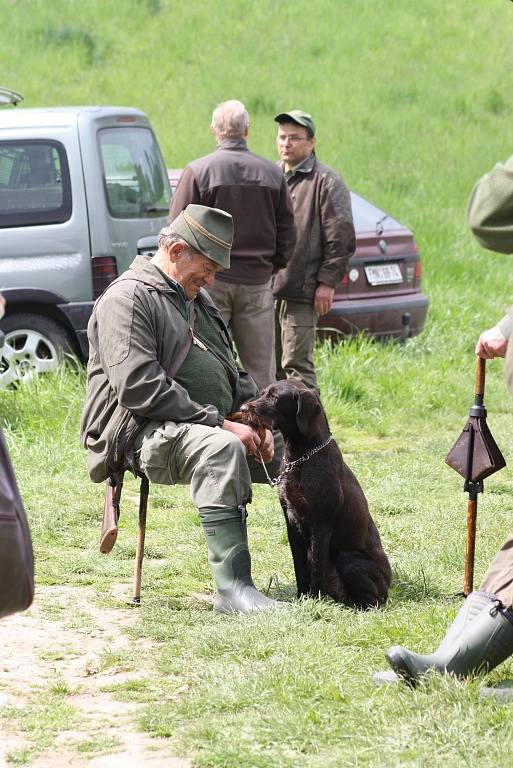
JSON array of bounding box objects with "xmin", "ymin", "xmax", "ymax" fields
[{"xmin": 281, "ymin": 152, "xmax": 316, "ymax": 180}]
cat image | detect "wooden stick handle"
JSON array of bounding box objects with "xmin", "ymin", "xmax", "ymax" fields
[
  {"xmin": 133, "ymin": 478, "xmax": 149, "ymax": 605},
  {"xmin": 475, "ymin": 356, "xmax": 486, "ymax": 398},
  {"xmin": 464, "ymin": 497, "xmax": 478, "ymax": 596}
]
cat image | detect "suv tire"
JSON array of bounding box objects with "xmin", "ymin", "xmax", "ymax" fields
[{"xmin": 0, "ymin": 313, "xmax": 75, "ymax": 387}]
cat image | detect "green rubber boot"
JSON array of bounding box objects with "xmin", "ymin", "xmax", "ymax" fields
[
  {"xmin": 437, "ymin": 591, "xmax": 497, "ymax": 651},
  {"xmin": 199, "ymin": 506, "xmax": 286, "ymax": 615},
  {"xmin": 386, "ymin": 595, "xmax": 513, "ymax": 683}
]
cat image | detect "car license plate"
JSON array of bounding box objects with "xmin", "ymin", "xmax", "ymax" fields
[{"xmin": 364, "ymin": 263, "xmax": 403, "ymax": 286}]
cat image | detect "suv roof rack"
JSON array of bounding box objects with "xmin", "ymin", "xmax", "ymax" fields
[{"xmin": 0, "ymin": 88, "xmax": 24, "ymax": 106}]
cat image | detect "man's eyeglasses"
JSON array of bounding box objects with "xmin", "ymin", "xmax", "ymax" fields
[{"xmin": 277, "ymin": 135, "xmax": 310, "ymax": 145}]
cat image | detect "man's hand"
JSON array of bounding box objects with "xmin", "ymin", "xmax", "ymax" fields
[
  {"xmin": 222, "ymin": 419, "xmax": 262, "ymax": 457},
  {"xmin": 254, "ymin": 429, "xmax": 274, "ymax": 464},
  {"xmin": 0, "ymin": 293, "xmax": 5, "ymax": 321},
  {"xmin": 314, "ymin": 283, "xmax": 335, "ymax": 316},
  {"xmin": 475, "ymin": 325, "xmax": 508, "ymax": 359}
]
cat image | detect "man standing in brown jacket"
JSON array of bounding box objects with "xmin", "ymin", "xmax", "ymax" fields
[
  {"xmin": 169, "ymin": 100, "xmax": 296, "ymax": 391},
  {"xmin": 274, "ymin": 110, "xmax": 356, "ymax": 391}
]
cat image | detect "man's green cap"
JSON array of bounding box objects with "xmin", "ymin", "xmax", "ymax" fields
[
  {"xmin": 170, "ymin": 204, "xmax": 233, "ymax": 269},
  {"xmin": 274, "ymin": 109, "xmax": 315, "ymax": 137}
]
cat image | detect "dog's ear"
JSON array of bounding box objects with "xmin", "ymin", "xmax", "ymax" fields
[{"xmin": 296, "ymin": 389, "xmax": 321, "ymax": 436}]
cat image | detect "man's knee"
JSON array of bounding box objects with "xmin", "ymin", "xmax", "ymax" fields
[
  {"xmin": 190, "ymin": 428, "xmax": 252, "ymax": 509},
  {"xmin": 205, "ymin": 428, "xmax": 247, "ymax": 464}
]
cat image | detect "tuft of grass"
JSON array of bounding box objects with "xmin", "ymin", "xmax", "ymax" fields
[
  {"xmin": 1, "ymin": 689, "xmax": 79, "ymax": 764},
  {"xmin": 6, "ymin": 748, "xmax": 33, "ymax": 767},
  {"xmin": 75, "ymin": 735, "xmax": 121, "ymax": 754}
]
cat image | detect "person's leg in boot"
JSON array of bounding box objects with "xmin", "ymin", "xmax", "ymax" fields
[
  {"xmin": 374, "ymin": 591, "xmax": 493, "ymax": 684},
  {"xmin": 381, "ymin": 535, "xmax": 513, "ymax": 684},
  {"xmin": 199, "ymin": 505, "xmax": 284, "ymax": 614},
  {"xmin": 385, "ymin": 593, "xmax": 513, "ymax": 683},
  {"xmin": 476, "ymin": 534, "xmax": 513, "ymax": 697},
  {"xmin": 137, "ymin": 419, "xmax": 285, "ymax": 613}
]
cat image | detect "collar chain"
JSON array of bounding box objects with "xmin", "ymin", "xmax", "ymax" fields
[{"xmin": 259, "ymin": 435, "xmax": 333, "ymax": 487}]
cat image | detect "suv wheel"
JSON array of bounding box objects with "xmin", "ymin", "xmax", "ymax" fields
[{"xmin": 0, "ymin": 313, "xmax": 74, "ymax": 387}]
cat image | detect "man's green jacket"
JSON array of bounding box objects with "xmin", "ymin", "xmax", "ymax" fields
[{"xmin": 80, "ymin": 256, "xmax": 245, "ymax": 483}]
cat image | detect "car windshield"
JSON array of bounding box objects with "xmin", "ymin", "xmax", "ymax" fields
[{"xmin": 99, "ymin": 127, "xmax": 170, "ymax": 219}]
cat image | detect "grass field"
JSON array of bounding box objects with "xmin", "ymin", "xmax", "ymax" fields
[{"xmin": 3, "ymin": 0, "xmax": 513, "ymax": 765}]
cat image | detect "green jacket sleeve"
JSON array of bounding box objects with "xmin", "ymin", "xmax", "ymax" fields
[{"xmin": 467, "ymin": 155, "xmax": 513, "ymax": 254}]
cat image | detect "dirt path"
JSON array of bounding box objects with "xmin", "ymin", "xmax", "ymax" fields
[{"xmin": 0, "ymin": 585, "xmax": 192, "ymax": 768}]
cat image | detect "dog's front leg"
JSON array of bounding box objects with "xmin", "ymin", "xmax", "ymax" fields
[
  {"xmin": 282, "ymin": 510, "xmax": 310, "ymax": 597},
  {"xmin": 308, "ymin": 528, "xmax": 331, "ymax": 598}
]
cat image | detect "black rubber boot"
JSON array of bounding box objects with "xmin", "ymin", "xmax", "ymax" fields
[
  {"xmin": 199, "ymin": 506, "xmax": 286, "ymax": 614},
  {"xmin": 386, "ymin": 595, "xmax": 513, "ymax": 683}
]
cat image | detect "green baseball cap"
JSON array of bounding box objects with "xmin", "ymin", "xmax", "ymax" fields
[
  {"xmin": 170, "ymin": 204, "xmax": 233, "ymax": 269},
  {"xmin": 274, "ymin": 109, "xmax": 315, "ymax": 137}
]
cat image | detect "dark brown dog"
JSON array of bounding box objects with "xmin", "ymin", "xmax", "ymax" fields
[{"xmin": 242, "ymin": 379, "xmax": 391, "ymax": 609}]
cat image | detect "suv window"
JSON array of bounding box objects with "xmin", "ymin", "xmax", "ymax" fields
[
  {"xmin": 0, "ymin": 140, "xmax": 71, "ymax": 228},
  {"xmin": 99, "ymin": 127, "xmax": 170, "ymax": 219}
]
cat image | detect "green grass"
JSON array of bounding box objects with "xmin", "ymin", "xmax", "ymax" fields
[
  {"xmin": 3, "ymin": 685, "xmax": 79, "ymax": 765},
  {"xmin": 2, "ymin": 342, "xmax": 513, "ymax": 766},
  {"xmin": 3, "ymin": 0, "xmax": 513, "ymax": 764}
]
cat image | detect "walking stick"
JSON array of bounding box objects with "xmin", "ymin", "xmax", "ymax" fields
[
  {"xmin": 463, "ymin": 358, "xmax": 485, "ymax": 595},
  {"xmin": 464, "ymin": 492, "xmax": 479, "ymax": 595},
  {"xmin": 132, "ymin": 476, "xmax": 149, "ymax": 605},
  {"xmin": 446, "ymin": 356, "xmax": 506, "ymax": 596}
]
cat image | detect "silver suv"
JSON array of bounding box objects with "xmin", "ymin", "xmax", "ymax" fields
[{"xmin": 0, "ymin": 97, "xmax": 170, "ymax": 386}]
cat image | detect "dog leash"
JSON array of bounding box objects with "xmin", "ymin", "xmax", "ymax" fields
[{"xmin": 257, "ymin": 435, "xmax": 333, "ymax": 487}]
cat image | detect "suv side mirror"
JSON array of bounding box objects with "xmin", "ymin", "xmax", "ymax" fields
[{"xmin": 0, "ymin": 88, "xmax": 24, "ymax": 106}]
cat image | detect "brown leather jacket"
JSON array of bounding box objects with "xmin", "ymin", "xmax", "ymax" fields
[
  {"xmin": 168, "ymin": 139, "xmax": 296, "ymax": 285},
  {"xmin": 273, "ymin": 153, "xmax": 355, "ymax": 302}
]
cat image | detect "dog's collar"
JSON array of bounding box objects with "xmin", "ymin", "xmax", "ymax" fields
[{"xmin": 259, "ymin": 435, "xmax": 333, "ymax": 487}]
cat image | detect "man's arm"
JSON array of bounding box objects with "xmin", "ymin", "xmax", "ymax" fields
[
  {"xmin": 314, "ymin": 283, "xmax": 335, "ymax": 317},
  {"xmin": 168, "ymin": 166, "xmax": 202, "ymax": 223},
  {"xmin": 315, "ymin": 174, "xmax": 355, "ymax": 315},
  {"xmin": 467, "ymin": 155, "xmax": 513, "ymax": 254},
  {"xmin": 272, "ymin": 177, "xmax": 296, "ymax": 272},
  {"xmin": 475, "ymin": 314, "xmax": 512, "ymax": 359}
]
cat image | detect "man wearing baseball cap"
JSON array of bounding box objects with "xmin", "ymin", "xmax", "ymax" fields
[
  {"xmin": 169, "ymin": 100, "xmax": 296, "ymax": 391},
  {"xmin": 274, "ymin": 110, "xmax": 356, "ymax": 391},
  {"xmin": 81, "ymin": 204, "xmax": 284, "ymax": 615}
]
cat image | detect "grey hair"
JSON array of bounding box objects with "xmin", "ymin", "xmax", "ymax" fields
[
  {"xmin": 210, "ymin": 100, "xmax": 249, "ymax": 139},
  {"xmin": 158, "ymin": 227, "xmax": 195, "ymax": 259}
]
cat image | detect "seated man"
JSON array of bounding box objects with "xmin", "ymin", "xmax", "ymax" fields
[{"xmin": 80, "ymin": 204, "xmax": 283, "ymax": 614}]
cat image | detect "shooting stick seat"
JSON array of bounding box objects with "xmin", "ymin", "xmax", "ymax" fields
[{"xmin": 100, "ymin": 471, "xmax": 149, "ymax": 605}]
